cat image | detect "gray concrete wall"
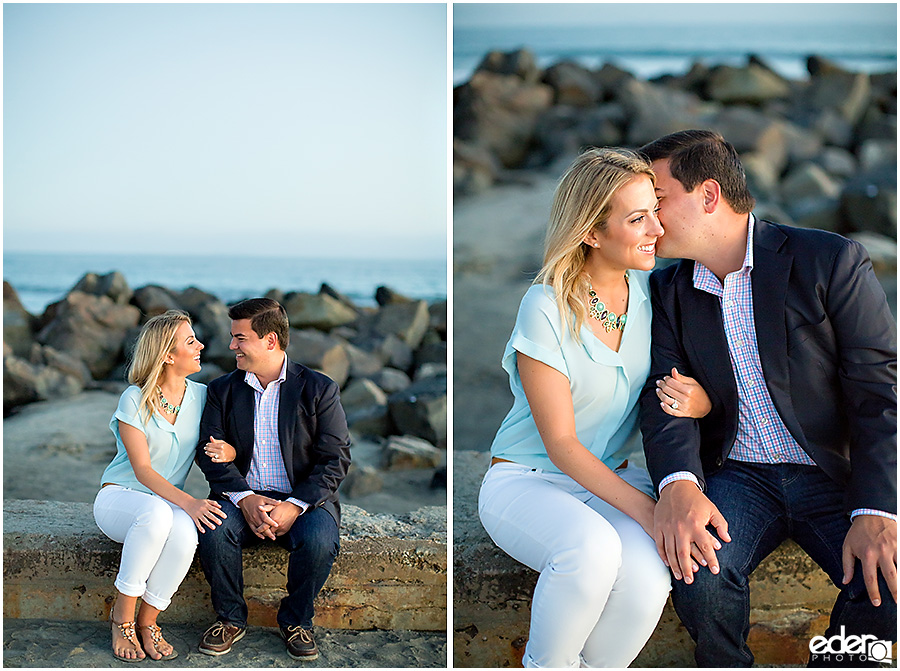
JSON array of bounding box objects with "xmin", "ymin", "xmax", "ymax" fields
[{"xmin": 4, "ymin": 499, "xmax": 446, "ymax": 631}]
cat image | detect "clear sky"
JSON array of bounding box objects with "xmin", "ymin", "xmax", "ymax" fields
[
  {"xmin": 454, "ymin": 3, "xmax": 896, "ymax": 28},
  {"xmin": 4, "ymin": 3, "xmax": 447, "ymax": 259}
]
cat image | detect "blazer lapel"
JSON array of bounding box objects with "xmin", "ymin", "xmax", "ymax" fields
[
  {"xmin": 278, "ymin": 359, "xmax": 307, "ymax": 484},
  {"xmin": 232, "ymin": 376, "xmax": 255, "ymax": 455},
  {"xmin": 679, "ymin": 264, "xmax": 735, "ymax": 397}
]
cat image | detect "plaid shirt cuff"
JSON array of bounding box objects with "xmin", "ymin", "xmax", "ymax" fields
[
  {"xmin": 850, "ymin": 509, "xmax": 897, "ymax": 522},
  {"xmin": 226, "ymin": 491, "xmax": 253, "ymax": 507},
  {"xmin": 659, "ymin": 471, "xmax": 702, "ymax": 495},
  {"xmin": 285, "ymin": 497, "xmax": 309, "ymax": 513}
]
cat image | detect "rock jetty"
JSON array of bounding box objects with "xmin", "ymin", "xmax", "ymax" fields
[
  {"xmin": 3, "ymin": 274, "xmax": 447, "ymax": 510},
  {"xmin": 455, "ymin": 49, "xmax": 897, "ymax": 265}
]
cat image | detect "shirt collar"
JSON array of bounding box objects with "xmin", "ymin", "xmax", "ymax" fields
[
  {"xmin": 693, "ymin": 213, "xmax": 755, "ymax": 289},
  {"xmin": 244, "ymin": 354, "xmax": 288, "ymax": 393}
]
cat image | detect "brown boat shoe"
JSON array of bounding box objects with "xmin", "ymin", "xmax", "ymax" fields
[
  {"xmin": 198, "ymin": 621, "xmax": 246, "ymax": 656},
  {"xmin": 280, "ymin": 625, "xmax": 318, "ymax": 661}
]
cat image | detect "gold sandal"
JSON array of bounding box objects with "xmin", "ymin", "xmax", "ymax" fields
[
  {"xmin": 110, "ymin": 615, "xmax": 145, "ymax": 663},
  {"xmin": 140, "ymin": 623, "xmax": 179, "ymax": 661}
]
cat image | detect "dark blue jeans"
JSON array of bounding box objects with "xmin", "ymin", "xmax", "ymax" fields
[
  {"xmin": 670, "ymin": 461, "xmax": 896, "ymax": 668},
  {"xmin": 197, "ymin": 493, "xmax": 339, "ymax": 629}
]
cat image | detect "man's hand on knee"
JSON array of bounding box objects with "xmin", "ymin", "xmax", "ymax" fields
[
  {"xmin": 842, "ymin": 515, "xmax": 898, "ymax": 607},
  {"xmin": 266, "ymin": 501, "xmax": 302, "ymax": 537},
  {"xmin": 238, "ymin": 494, "xmax": 281, "ymax": 540},
  {"xmin": 655, "ymin": 480, "xmax": 731, "ymax": 583}
]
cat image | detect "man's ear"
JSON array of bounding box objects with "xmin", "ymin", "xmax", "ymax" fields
[
  {"xmin": 267, "ymin": 332, "xmax": 279, "ymax": 351},
  {"xmin": 701, "ymin": 179, "xmax": 721, "ymax": 214}
]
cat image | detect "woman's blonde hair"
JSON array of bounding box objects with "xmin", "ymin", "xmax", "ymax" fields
[
  {"xmin": 535, "ymin": 147, "xmax": 655, "ymax": 342},
  {"xmin": 128, "ymin": 310, "xmax": 192, "ymax": 421}
]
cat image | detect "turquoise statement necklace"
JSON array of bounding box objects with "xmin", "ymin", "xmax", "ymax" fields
[{"xmin": 588, "ymin": 274, "xmax": 628, "ymax": 333}]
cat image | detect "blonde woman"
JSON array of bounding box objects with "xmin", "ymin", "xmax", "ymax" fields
[
  {"xmin": 478, "ymin": 148, "xmax": 712, "ymax": 668},
  {"xmin": 93, "ymin": 310, "xmax": 228, "ymax": 662}
]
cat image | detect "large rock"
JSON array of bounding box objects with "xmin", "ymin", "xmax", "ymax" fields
[
  {"xmin": 541, "ymin": 61, "xmax": 600, "ymax": 107},
  {"xmin": 283, "ymin": 292, "xmax": 358, "ymax": 331},
  {"xmin": 474, "ymin": 48, "xmax": 541, "ymax": 85},
  {"xmin": 369, "ymin": 300, "xmax": 431, "ymax": 350},
  {"xmin": 367, "ymin": 367, "xmax": 412, "ymax": 395},
  {"xmin": 345, "ymin": 342, "xmax": 385, "ymax": 379},
  {"xmin": 840, "ymin": 168, "xmax": 898, "ymax": 238},
  {"xmin": 340, "ymin": 378, "xmax": 388, "ymax": 415},
  {"xmin": 346, "ymin": 404, "xmax": 393, "ymax": 438},
  {"xmin": 374, "ymin": 286, "xmax": 412, "ymax": 307},
  {"xmin": 29, "ymin": 344, "xmax": 93, "ymax": 387},
  {"xmin": 594, "ymin": 62, "xmax": 637, "ymax": 99},
  {"xmin": 454, "ymin": 138, "xmax": 501, "ymax": 196},
  {"xmin": 3, "ymin": 353, "xmax": 85, "ymax": 414},
  {"xmin": 318, "ymin": 283, "xmax": 359, "ymax": 312},
  {"xmin": 388, "ymin": 374, "xmax": 447, "ymax": 447},
  {"xmin": 383, "ymin": 435, "xmax": 444, "ymax": 470},
  {"xmin": 856, "ymin": 107, "xmax": 898, "ymax": 144},
  {"xmin": 71, "ymin": 271, "xmax": 133, "ymax": 305},
  {"xmin": 131, "ymin": 285, "xmax": 182, "ymax": 319},
  {"xmin": 4, "ymin": 282, "xmax": 35, "ymax": 357},
  {"xmin": 286, "ymin": 329, "xmax": 350, "ymax": 387},
  {"xmin": 618, "ymin": 78, "xmax": 714, "ymax": 147},
  {"xmin": 340, "ymin": 463, "xmax": 384, "ymax": 498},
  {"xmin": 858, "ymin": 138, "xmax": 897, "ymax": 173},
  {"xmin": 35, "ymin": 292, "xmax": 140, "ymax": 379},
  {"xmin": 533, "ymin": 105, "xmax": 625, "ymax": 165},
  {"xmin": 177, "ymin": 287, "xmax": 221, "ymax": 315},
  {"xmin": 812, "ymin": 147, "xmax": 858, "ymax": 179},
  {"xmin": 782, "ymin": 162, "xmax": 840, "ymax": 199},
  {"xmin": 455, "ymin": 70, "xmax": 554, "ymax": 169},
  {"xmin": 709, "ymin": 107, "xmax": 791, "ymax": 176},
  {"xmin": 807, "ymin": 70, "xmax": 871, "ymax": 125},
  {"xmin": 706, "ymin": 64, "xmax": 791, "ymax": 104},
  {"xmin": 428, "ymin": 300, "xmax": 447, "ymax": 340},
  {"xmin": 191, "ymin": 298, "xmax": 235, "ymax": 370},
  {"xmin": 415, "ymin": 342, "xmax": 448, "ymax": 376}
]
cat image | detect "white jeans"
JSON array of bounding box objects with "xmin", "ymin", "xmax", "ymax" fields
[
  {"xmin": 93, "ymin": 485, "xmax": 198, "ymax": 611},
  {"xmin": 478, "ymin": 462, "xmax": 671, "ymax": 668}
]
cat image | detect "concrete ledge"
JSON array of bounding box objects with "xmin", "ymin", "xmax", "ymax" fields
[
  {"xmin": 453, "ymin": 450, "xmax": 838, "ymax": 667},
  {"xmin": 3, "ymin": 499, "xmax": 446, "ymax": 631}
]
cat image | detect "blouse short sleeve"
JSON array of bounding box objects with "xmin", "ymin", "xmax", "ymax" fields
[
  {"xmin": 503, "ymin": 286, "xmax": 568, "ymax": 379},
  {"xmin": 113, "ymin": 386, "xmax": 146, "ymax": 435}
]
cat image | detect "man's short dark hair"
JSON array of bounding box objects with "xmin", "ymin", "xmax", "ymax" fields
[
  {"xmin": 228, "ymin": 298, "xmax": 290, "ymax": 350},
  {"xmin": 640, "ymin": 130, "xmax": 755, "ymax": 214}
]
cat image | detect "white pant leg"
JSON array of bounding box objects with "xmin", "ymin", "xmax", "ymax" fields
[
  {"xmin": 478, "ymin": 464, "xmax": 624, "ymax": 669},
  {"xmin": 93, "ymin": 485, "xmax": 198, "ymax": 611},
  {"xmin": 579, "ymin": 466, "xmax": 671, "ymax": 668}
]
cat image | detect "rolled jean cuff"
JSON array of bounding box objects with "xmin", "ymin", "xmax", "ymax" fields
[
  {"xmin": 141, "ymin": 589, "xmax": 172, "ymax": 611},
  {"xmin": 113, "ymin": 577, "xmax": 147, "ymax": 600}
]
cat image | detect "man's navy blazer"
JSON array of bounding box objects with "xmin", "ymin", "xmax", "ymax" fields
[
  {"xmin": 196, "ymin": 357, "xmax": 351, "ymax": 526},
  {"xmin": 640, "ymin": 219, "xmax": 897, "ymax": 515}
]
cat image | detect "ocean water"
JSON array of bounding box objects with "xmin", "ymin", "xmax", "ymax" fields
[
  {"xmin": 453, "ymin": 22, "xmax": 897, "ymax": 84},
  {"xmin": 4, "ymin": 251, "xmax": 447, "ymax": 316}
]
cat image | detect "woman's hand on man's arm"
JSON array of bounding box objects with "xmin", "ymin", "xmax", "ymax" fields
[{"xmin": 119, "ymin": 422, "xmax": 227, "ymax": 533}]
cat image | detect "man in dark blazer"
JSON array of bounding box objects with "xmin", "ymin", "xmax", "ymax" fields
[
  {"xmin": 639, "ymin": 130, "xmax": 896, "ymax": 667},
  {"xmin": 194, "ymin": 298, "xmax": 350, "ymax": 661}
]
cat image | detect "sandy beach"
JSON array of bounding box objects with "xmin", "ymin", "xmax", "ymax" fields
[{"xmin": 3, "ymin": 619, "xmax": 446, "ymax": 668}]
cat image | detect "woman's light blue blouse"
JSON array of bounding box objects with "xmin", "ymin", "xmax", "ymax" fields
[
  {"xmin": 490, "ymin": 270, "xmax": 652, "ymax": 473},
  {"xmin": 101, "ymin": 380, "xmax": 207, "ymax": 494}
]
